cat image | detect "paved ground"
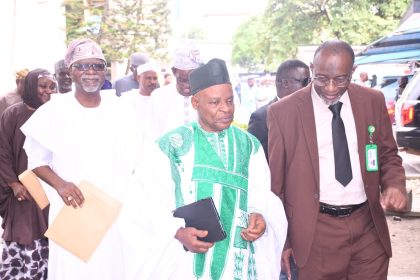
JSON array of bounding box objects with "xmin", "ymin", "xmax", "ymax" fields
[
  {"xmin": 387, "ymin": 174, "xmax": 420, "ymax": 279},
  {"xmin": 358, "ymin": 129, "xmax": 420, "ymax": 279},
  {"xmin": 387, "ymin": 214, "xmax": 420, "ymax": 278}
]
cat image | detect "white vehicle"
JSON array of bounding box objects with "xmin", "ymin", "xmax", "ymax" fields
[{"xmin": 395, "ymin": 69, "xmax": 420, "ymax": 150}]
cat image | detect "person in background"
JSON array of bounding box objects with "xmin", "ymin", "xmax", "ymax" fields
[
  {"xmin": 254, "ymin": 76, "xmax": 274, "ymax": 109},
  {"xmin": 0, "ymin": 68, "xmax": 56, "ymax": 279},
  {"xmin": 137, "ymin": 62, "xmax": 160, "ymax": 96},
  {"xmin": 163, "ymin": 72, "xmax": 173, "ymax": 85},
  {"xmin": 151, "ymin": 43, "xmax": 202, "ymax": 139},
  {"xmin": 248, "ymin": 59, "xmax": 309, "ymax": 161},
  {"xmin": 21, "ymin": 38, "xmax": 144, "ymax": 280},
  {"xmin": 133, "ymin": 58, "xmax": 287, "ymax": 279},
  {"xmin": 268, "ymin": 39, "xmax": 407, "ymax": 279},
  {"xmin": 241, "ymin": 76, "xmax": 259, "ymax": 118},
  {"xmin": 0, "ymin": 69, "xmax": 29, "ymax": 116},
  {"xmin": 101, "ymin": 67, "xmax": 113, "ymax": 90},
  {"xmin": 114, "ymin": 52, "xmax": 149, "ymax": 96},
  {"xmin": 120, "ymin": 61, "xmax": 160, "ymax": 134},
  {"xmin": 54, "ymin": 59, "xmax": 72, "ymax": 93},
  {"xmin": 101, "ymin": 79, "xmax": 112, "ymax": 90},
  {"xmin": 234, "ymin": 78, "xmax": 242, "ymax": 104},
  {"xmin": 395, "ymin": 76, "xmax": 409, "ymax": 101},
  {"xmin": 359, "ymin": 71, "xmax": 369, "ymax": 87},
  {"xmin": 370, "ymin": 74, "xmax": 377, "ymax": 88}
]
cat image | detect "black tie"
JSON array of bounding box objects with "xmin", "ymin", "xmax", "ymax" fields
[{"xmin": 329, "ymin": 102, "xmax": 352, "ymax": 186}]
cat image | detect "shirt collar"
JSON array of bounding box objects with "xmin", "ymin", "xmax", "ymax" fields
[{"xmin": 197, "ymin": 122, "xmax": 227, "ymax": 138}]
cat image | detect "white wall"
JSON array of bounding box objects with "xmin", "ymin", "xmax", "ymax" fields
[{"xmin": 0, "ymin": 0, "xmax": 67, "ymax": 94}]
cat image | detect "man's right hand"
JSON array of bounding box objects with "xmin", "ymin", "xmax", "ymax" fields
[
  {"xmin": 175, "ymin": 227, "xmax": 214, "ymax": 253},
  {"xmin": 281, "ymin": 248, "xmax": 294, "ymax": 280},
  {"xmin": 9, "ymin": 181, "xmax": 31, "ymax": 201},
  {"xmin": 33, "ymin": 166, "xmax": 85, "ymax": 208},
  {"xmin": 56, "ymin": 181, "xmax": 85, "ymax": 208}
]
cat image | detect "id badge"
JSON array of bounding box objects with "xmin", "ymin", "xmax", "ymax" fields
[{"xmin": 366, "ymin": 144, "xmax": 378, "ymax": 172}]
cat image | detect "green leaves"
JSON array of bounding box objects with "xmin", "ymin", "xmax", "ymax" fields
[
  {"xmin": 232, "ymin": 17, "xmax": 266, "ymax": 72},
  {"xmin": 64, "ymin": 0, "xmax": 171, "ymax": 66},
  {"xmin": 231, "ymin": 0, "xmax": 410, "ymax": 72}
]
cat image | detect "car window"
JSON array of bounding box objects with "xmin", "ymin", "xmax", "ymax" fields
[
  {"xmin": 405, "ymin": 73, "xmax": 420, "ymax": 101},
  {"xmin": 380, "ymin": 81, "xmax": 398, "ymax": 101},
  {"xmin": 377, "ymin": 75, "xmax": 413, "ymax": 101},
  {"xmin": 378, "ymin": 77, "xmax": 398, "ymax": 88}
]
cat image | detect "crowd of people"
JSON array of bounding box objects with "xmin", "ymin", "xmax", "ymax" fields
[{"xmin": 0, "ymin": 38, "xmax": 408, "ymax": 280}]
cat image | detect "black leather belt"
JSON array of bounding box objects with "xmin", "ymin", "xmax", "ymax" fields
[{"xmin": 319, "ymin": 201, "xmax": 367, "ymax": 217}]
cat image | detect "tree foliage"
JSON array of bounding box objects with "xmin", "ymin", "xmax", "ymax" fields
[
  {"xmin": 232, "ymin": 0, "xmax": 411, "ymax": 72},
  {"xmin": 184, "ymin": 26, "xmax": 208, "ymax": 40},
  {"xmin": 231, "ymin": 17, "xmax": 266, "ymax": 72},
  {"xmin": 64, "ymin": 0, "xmax": 171, "ymax": 65}
]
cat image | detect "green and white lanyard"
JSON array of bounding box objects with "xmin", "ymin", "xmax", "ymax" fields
[{"xmin": 366, "ymin": 125, "xmax": 378, "ymax": 172}]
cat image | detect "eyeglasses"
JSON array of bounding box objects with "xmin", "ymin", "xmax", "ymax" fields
[
  {"xmin": 313, "ymin": 75, "xmax": 350, "ymax": 87},
  {"xmin": 72, "ymin": 63, "xmax": 106, "ymax": 72},
  {"xmin": 277, "ymin": 77, "xmax": 311, "ymax": 87},
  {"xmin": 143, "ymin": 76, "xmax": 158, "ymax": 81}
]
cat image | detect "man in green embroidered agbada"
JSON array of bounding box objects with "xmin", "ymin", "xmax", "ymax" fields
[{"xmin": 135, "ymin": 58, "xmax": 287, "ymax": 279}]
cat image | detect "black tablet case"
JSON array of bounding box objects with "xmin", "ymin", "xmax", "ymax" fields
[{"xmin": 173, "ymin": 197, "xmax": 227, "ymax": 243}]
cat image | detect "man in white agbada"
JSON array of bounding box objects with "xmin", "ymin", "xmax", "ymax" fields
[
  {"xmin": 120, "ymin": 61, "xmax": 160, "ymax": 134},
  {"xmin": 129, "ymin": 58, "xmax": 287, "ymax": 279},
  {"xmin": 21, "ymin": 38, "xmax": 144, "ymax": 280},
  {"xmin": 150, "ymin": 43, "xmax": 201, "ymax": 139}
]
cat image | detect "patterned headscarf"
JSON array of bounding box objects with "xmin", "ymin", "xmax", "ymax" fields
[
  {"xmin": 64, "ymin": 38, "xmax": 106, "ymax": 67},
  {"xmin": 22, "ymin": 69, "xmax": 53, "ymax": 109},
  {"xmin": 173, "ymin": 42, "xmax": 203, "ymax": 70}
]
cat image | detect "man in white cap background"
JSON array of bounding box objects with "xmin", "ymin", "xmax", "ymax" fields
[
  {"xmin": 132, "ymin": 58, "xmax": 287, "ymax": 279},
  {"xmin": 120, "ymin": 61, "xmax": 160, "ymax": 134},
  {"xmin": 240, "ymin": 75, "xmax": 260, "ymax": 122},
  {"xmin": 21, "ymin": 38, "xmax": 145, "ymax": 280},
  {"xmin": 150, "ymin": 42, "xmax": 202, "ymax": 139},
  {"xmin": 136, "ymin": 61, "xmax": 160, "ymax": 97},
  {"xmin": 113, "ymin": 52, "xmax": 150, "ymax": 96}
]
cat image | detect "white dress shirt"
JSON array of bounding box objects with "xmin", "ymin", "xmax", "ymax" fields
[{"xmin": 311, "ymin": 86, "xmax": 367, "ymax": 205}]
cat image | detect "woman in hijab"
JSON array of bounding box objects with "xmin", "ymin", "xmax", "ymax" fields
[{"xmin": 0, "ymin": 68, "xmax": 56, "ymax": 279}]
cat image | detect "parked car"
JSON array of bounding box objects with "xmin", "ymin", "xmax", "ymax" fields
[
  {"xmin": 395, "ymin": 70, "xmax": 420, "ymax": 150},
  {"xmin": 375, "ymin": 75, "xmax": 413, "ymax": 124}
]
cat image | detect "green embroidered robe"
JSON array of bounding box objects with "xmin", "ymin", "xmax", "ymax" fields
[{"xmin": 158, "ymin": 122, "xmax": 262, "ymax": 280}]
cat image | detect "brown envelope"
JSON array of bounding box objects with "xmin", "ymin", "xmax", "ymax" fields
[
  {"xmin": 18, "ymin": 170, "xmax": 49, "ymax": 209},
  {"xmin": 45, "ymin": 180, "xmax": 122, "ymax": 262}
]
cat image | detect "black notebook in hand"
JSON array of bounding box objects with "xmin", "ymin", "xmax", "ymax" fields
[{"xmin": 173, "ymin": 197, "xmax": 227, "ymax": 243}]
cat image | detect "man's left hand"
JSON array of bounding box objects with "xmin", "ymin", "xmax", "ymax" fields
[
  {"xmin": 380, "ymin": 186, "xmax": 407, "ymax": 211},
  {"xmin": 241, "ymin": 213, "xmax": 266, "ymax": 242}
]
